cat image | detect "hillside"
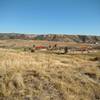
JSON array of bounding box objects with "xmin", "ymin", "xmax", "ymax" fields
[
  {"xmin": 42, "ymin": 34, "xmax": 100, "ymax": 43},
  {"xmin": 0, "ymin": 34, "xmax": 100, "ymax": 100},
  {"xmin": 0, "ymin": 48, "xmax": 100, "ymax": 100},
  {"xmin": 0, "ymin": 33, "xmax": 100, "ymax": 44}
]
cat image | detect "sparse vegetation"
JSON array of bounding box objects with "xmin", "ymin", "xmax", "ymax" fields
[
  {"xmin": 0, "ymin": 39, "xmax": 99, "ymax": 100},
  {"xmin": 0, "ymin": 47, "xmax": 100, "ymax": 100}
]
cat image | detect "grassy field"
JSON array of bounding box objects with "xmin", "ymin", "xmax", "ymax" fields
[
  {"xmin": 0, "ymin": 39, "xmax": 90, "ymax": 49},
  {"xmin": 0, "ymin": 39, "xmax": 100, "ymax": 100}
]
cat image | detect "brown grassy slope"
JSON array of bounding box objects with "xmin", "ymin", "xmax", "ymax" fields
[
  {"xmin": 0, "ymin": 39, "xmax": 89, "ymax": 49},
  {"xmin": 0, "ymin": 48, "xmax": 100, "ymax": 100}
]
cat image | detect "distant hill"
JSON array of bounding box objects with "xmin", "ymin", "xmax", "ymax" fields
[
  {"xmin": 0, "ymin": 33, "xmax": 100, "ymax": 44},
  {"xmin": 42, "ymin": 34, "xmax": 100, "ymax": 44}
]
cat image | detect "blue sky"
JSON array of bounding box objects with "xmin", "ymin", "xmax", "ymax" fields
[{"xmin": 0, "ymin": 0, "xmax": 100, "ymax": 35}]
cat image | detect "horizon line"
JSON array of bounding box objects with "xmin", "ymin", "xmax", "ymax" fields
[{"xmin": 0, "ymin": 32, "xmax": 100, "ymax": 36}]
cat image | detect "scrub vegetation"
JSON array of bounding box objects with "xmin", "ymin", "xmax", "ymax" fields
[{"xmin": 0, "ymin": 47, "xmax": 100, "ymax": 100}]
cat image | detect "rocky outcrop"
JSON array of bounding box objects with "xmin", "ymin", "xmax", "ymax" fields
[{"xmin": 0, "ymin": 33, "xmax": 100, "ymax": 44}]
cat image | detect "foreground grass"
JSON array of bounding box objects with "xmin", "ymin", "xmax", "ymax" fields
[{"xmin": 0, "ymin": 48, "xmax": 100, "ymax": 100}]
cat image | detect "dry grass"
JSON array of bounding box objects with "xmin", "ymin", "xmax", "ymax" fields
[
  {"xmin": 0, "ymin": 39, "xmax": 89, "ymax": 49},
  {"xmin": 0, "ymin": 48, "xmax": 100, "ymax": 100}
]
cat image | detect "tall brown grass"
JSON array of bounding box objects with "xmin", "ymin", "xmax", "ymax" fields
[{"xmin": 0, "ymin": 48, "xmax": 100, "ymax": 100}]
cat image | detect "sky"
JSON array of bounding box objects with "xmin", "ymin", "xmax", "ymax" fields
[{"xmin": 0, "ymin": 0, "xmax": 100, "ymax": 35}]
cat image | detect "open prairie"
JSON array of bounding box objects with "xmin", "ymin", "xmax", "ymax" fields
[
  {"xmin": 0, "ymin": 39, "xmax": 100, "ymax": 100},
  {"xmin": 0, "ymin": 39, "xmax": 89, "ymax": 49}
]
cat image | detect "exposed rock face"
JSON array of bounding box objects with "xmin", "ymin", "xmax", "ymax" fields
[
  {"xmin": 42, "ymin": 34, "xmax": 100, "ymax": 43},
  {"xmin": 0, "ymin": 33, "xmax": 100, "ymax": 43}
]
